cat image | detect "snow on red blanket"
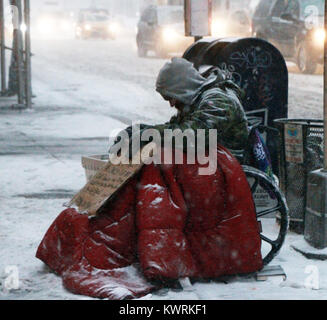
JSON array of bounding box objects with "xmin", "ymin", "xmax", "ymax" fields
[{"xmin": 36, "ymin": 146, "xmax": 263, "ymax": 299}]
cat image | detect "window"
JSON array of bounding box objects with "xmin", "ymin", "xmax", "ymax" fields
[
  {"xmin": 147, "ymin": 8, "xmax": 157, "ymax": 24},
  {"xmin": 141, "ymin": 6, "xmax": 157, "ymax": 24},
  {"xmin": 85, "ymin": 14, "xmax": 109, "ymax": 22},
  {"xmin": 254, "ymin": 0, "xmax": 274, "ymax": 18},
  {"xmin": 141, "ymin": 6, "xmax": 152, "ymax": 22},
  {"xmin": 271, "ymin": 0, "xmax": 287, "ymax": 17},
  {"xmin": 284, "ymin": 0, "xmax": 300, "ymax": 18}
]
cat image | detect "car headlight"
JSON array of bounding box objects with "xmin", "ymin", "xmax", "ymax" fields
[
  {"xmin": 211, "ymin": 19, "xmax": 227, "ymax": 36},
  {"xmin": 313, "ymin": 28, "xmax": 325, "ymax": 45},
  {"xmin": 162, "ymin": 27, "xmax": 178, "ymax": 42},
  {"xmin": 84, "ymin": 24, "xmax": 92, "ymax": 31},
  {"xmin": 20, "ymin": 23, "xmax": 27, "ymax": 33},
  {"xmin": 108, "ymin": 23, "xmax": 119, "ymax": 34}
]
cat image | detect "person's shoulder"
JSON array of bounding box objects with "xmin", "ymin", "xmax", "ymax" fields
[
  {"xmin": 217, "ymin": 80, "xmax": 245, "ymax": 100},
  {"xmin": 198, "ymin": 85, "xmax": 232, "ymax": 105},
  {"xmin": 199, "ymin": 85, "xmax": 223, "ymax": 100}
]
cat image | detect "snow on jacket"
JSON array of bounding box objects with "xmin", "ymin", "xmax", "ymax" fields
[{"xmin": 36, "ymin": 146, "xmax": 263, "ymax": 300}]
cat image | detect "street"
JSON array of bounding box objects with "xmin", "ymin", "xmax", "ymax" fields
[
  {"xmin": 0, "ymin": 36, "xmax": 175, "ymax": 157},
  {"xmin": 1, "ymin": 32, "xmax": 327, "ymax": 300}
]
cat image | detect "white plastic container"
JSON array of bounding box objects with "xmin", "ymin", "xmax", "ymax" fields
[{"xmin": 81, "ymin": 154, "xmax": 108, "ymax": 182}]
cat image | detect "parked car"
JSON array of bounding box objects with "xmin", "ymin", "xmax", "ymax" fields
[
  {"xmin": 252, "ymin": 0, "xmax": 324, "ymax": 73},
  {"xmin": 33, "ymin": 10, "xmax": 74, "ymax": 38},
  {"xmin": 136, "ymin": 5, "xmax": 193, "ymax": 58},
  {"xmin": 75, "ymin": 9, "xmax": 118, "ymax": 40}
]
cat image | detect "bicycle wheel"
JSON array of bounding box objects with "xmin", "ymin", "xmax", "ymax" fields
[{"xmin": 242, "ymin": 165, "xmax": 289, "ymax": 266}]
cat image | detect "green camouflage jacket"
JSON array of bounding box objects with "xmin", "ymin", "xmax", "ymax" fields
[
  {"xmin": 112, "ymin": 58, "xmax": 248, "ymax": 155},
  {"xmin": 141, "ymin": 58, "xmax": 248, "ymax": 151}
]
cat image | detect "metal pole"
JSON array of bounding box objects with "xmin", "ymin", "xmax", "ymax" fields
[
  {"xmin": 226, "ymin": 0, "xmax": 230, "ymax": 11},
  {"xmin": 13, "ymin": 0, "xmax": 24, "ymax": 105},
  {"xmin": 324, "ymin": 0, "xmax": 327, "ymax": 170},
  {"xmin": 24, "ymin": 0, "xmax": 31, "ymax": 108},
  {"xmin": 0, "ymin": 0, "xmax": 6, "ymax": 93},
  {"xmin": 300, "ymin": 0, "xmax": 327, "ymax": 250}
]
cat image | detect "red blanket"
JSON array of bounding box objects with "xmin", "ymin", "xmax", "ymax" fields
[{"xmin": 36, "ymin": 146, "xmax": 263, "ymax": 299}]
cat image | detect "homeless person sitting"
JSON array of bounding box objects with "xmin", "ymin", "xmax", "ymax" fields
[{"xmin": 36, "ymin": 58, "xmax": 263, "ymax": 300}]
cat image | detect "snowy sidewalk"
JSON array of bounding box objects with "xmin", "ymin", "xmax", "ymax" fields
[{"xmin": 1, "ymin": 104, "xmax": 327, "ymax": 300}]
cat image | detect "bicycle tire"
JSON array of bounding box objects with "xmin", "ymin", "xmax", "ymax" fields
[{"xmin": 242, "ymin": 165, "xmax": 289, "ymax": 265}]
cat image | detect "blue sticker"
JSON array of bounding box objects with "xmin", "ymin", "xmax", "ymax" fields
[{"xmin": 287, "ymin": 129, "xmax": 298, "ymax": 137}]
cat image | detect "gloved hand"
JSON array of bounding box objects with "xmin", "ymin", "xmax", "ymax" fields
[{"xmin": 108, "ymin": 124, "xmax": 149, "ymax": 158}]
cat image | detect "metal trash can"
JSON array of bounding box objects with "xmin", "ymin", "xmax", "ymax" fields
[
  {"xmin": 183, "ymin": 37, "xmax": 288, "ymax": 176},
  {"xmin": 274, "ymin": 119, "xmax": 324, "ymax": 234}
]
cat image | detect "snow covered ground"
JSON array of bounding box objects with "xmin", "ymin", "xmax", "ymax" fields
[{"xmin": 0, "ymin": 29, "xmax": 327, "ymax": 301}]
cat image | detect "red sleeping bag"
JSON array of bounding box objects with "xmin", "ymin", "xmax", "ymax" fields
[{"xmin": 36, "ymin": 146, "xmax": 263, "ymax": 299}]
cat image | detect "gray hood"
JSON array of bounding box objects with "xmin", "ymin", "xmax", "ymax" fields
[{"xmin": 155, "ymin": 57, "xmax": 218, "ymax": 106}]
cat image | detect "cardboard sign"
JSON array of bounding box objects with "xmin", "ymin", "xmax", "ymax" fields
[
  {"xmin": 284, "ymin": 123, "xmax": 304, "ymax": 164},
  {"xmin": 185, "ymin": 0, "xmax": 212, "ymax": 37},
  {"xmin": 67, "ymin": 143, "xmax": 157, "ymax": 216}
]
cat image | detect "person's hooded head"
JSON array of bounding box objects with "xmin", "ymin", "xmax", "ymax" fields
[{"xmin": 155, "ymin": 57, "xmax": 219, "ymax": 110}]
